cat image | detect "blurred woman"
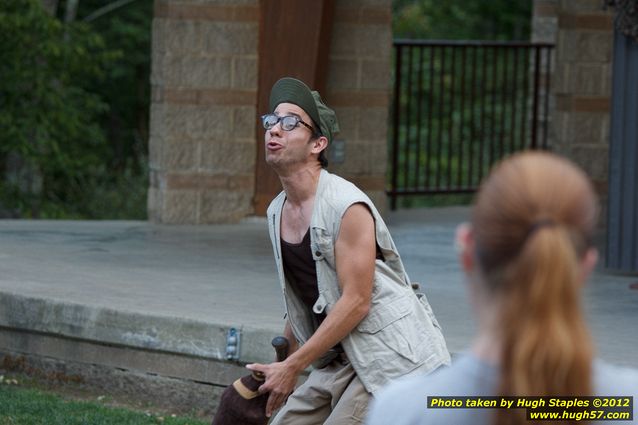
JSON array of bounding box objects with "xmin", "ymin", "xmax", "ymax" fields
[{"xmin": 366, "ymin": 152, "xmax": 637, "ymax": 425}]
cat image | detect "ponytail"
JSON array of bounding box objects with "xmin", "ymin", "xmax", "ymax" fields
[
  {"xmin": 471, "ymin": 152, "xmax": 599, "ymax": 425},
  {"xmin": 494, "ymin": 225, "xmax": 593, "ymax": 425}
]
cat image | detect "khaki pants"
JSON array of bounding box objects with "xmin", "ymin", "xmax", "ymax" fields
[{"xmin": 269, "ymin": 358, "xmax": 371, "ymax": 425}]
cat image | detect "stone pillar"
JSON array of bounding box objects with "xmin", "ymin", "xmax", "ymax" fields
[
  {"xmin": 550, "ymin": 0, "xmax": 614, "ymax": 203},
  {"xmin": 325, "ymin": 0, "xmax": 392, "ymax": 215},
  {"xmin": 148, "ymin": 0, "xmax": 259, "ymax": 224}
]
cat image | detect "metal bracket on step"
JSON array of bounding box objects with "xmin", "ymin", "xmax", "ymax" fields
[{"xmin": 225, "ymin": 327, "xmax": 241, "ymax": 361}]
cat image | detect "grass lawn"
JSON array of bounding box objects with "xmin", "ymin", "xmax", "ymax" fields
[{"xmin": 0, "ymin": 378, "xmax": 209, "ymax": 425}]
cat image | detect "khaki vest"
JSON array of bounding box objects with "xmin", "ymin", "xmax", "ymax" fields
[{"xmin": 267, "ymin": 170, "xmax": 450, "ymax": 393}]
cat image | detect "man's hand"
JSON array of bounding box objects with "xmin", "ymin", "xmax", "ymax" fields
[{"xmin": 245, "ymin": 359, "xmax": 301, "ymax": 417}]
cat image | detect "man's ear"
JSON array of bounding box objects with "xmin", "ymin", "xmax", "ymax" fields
[
  {"xmin": 311, "ymin": 136, "xmax": 329, "ymax": 155},
  {"xmin": 455, "ymin": 223, "xmax": 474, "ymax": 273}
]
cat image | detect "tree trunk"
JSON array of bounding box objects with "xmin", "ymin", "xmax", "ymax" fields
[{"xmin": 65, "ymin": 0, "xmax": 79, "ymax": 23}]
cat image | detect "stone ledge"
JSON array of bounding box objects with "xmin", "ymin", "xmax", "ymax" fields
[
  {"xmin": 0, "ymin": 328, "xmax": 245, "ymax": 387},
  {"xmin": 0, "ymin": 292, "xmax": 277, "ymax": 365}
]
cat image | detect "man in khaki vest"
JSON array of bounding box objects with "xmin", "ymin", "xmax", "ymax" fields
[{"xmin": 247, "ymin": 77, "xmax": 450, "ymax": 425}]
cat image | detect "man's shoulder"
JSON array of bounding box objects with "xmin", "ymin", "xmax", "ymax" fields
[
  {"xmin": 321, "ymin": 170, "xmax": 361, "ymax": 193},
  {"xmin": 319, "ymin": 171, "xmax": 372, "ymax": 213}
]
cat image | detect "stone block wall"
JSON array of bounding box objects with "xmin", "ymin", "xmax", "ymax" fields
[
  {"xmin": 149, "ymin": 0, "xmax": 393, "ymax": 223},
  {"xmin": 149, "ymin": 0, "xmax": 259, "ymax": 224},
  {"xmin": 535, "ymin": 0, "xmax": 614, "ymax": 193},
  {"xmin": 325, "ymin": 0, "xmax": 393, "ymax": 213}
]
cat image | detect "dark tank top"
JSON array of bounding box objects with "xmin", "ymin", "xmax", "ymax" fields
[{"xmin": 281, "ymin": 228, "xmax": 326, "ymax": 326}]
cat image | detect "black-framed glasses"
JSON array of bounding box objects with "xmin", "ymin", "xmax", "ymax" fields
[{"xmin": 261, "ymin": 114, "xmax": 315, "ymax": 133}]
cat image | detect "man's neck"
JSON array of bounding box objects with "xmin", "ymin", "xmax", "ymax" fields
[{"xmin": 279, "ymin": 164, "xmax": 322, "ymax": 206}]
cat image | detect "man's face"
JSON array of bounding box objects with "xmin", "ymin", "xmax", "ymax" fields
[{"xmin": 264, "ymin": 102, "xmax": 317, "ymax": 169}]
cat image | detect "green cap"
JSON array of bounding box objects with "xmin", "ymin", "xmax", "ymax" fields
[{"xmin": 269, "ymin": 77, "xmax": 340, "ymax": 143}]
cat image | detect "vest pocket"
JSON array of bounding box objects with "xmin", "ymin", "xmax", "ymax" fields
[{"xmin": 356, "ymin": 295, "xmax": 430, "ymax": 364}]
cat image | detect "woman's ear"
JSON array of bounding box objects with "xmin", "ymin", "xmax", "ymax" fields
[
  {"xmin": 580, "ymin": 247, "xmax": 598, "ymax": 284},
  {"xmin": 455, "ymin": 222, "xmax": 474, "ymax": 273}
]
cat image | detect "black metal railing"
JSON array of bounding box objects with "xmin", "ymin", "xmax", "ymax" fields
[{"xmin": 389, "ymin": 40, "xmax": 554, "ymax": 209}]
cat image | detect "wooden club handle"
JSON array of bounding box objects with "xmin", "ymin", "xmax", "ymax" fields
[{"xmin": 271, "ymin": 336, "xmax": 290, "ymax": 362}]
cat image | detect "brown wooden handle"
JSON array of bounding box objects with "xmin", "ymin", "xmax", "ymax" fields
[{"xmin": 271, "ymin": 336, "xmax": 290, "ymax": 362}]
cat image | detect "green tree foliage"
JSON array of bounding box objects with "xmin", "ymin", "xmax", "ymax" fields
[
  {"xmin": 0, "ymin": 0, "xmax": 116, "ymax": 217},
  {"xmin": 78, "ymin": 0, "xmax": 152, "ymax": 175},
  {"xmin": 393, "ymin": 0, "xmax": 532, "ymax": 40},
  {"xmin": 0, "ymin": 0, "xmax": 152, "ymax": 219},
  {"xmin": 74, "ymin": 0, "xmax": 153, "ymax": 220}
]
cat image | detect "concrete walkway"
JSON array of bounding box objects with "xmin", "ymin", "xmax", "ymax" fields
[{"xmin": 0, "ymin": 207, "xmax": 636, "ymax": 396}]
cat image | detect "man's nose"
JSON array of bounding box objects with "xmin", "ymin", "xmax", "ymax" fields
[{"xmin": 268, "ymin": 121, "xmax": 283, "ymax": 135}]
